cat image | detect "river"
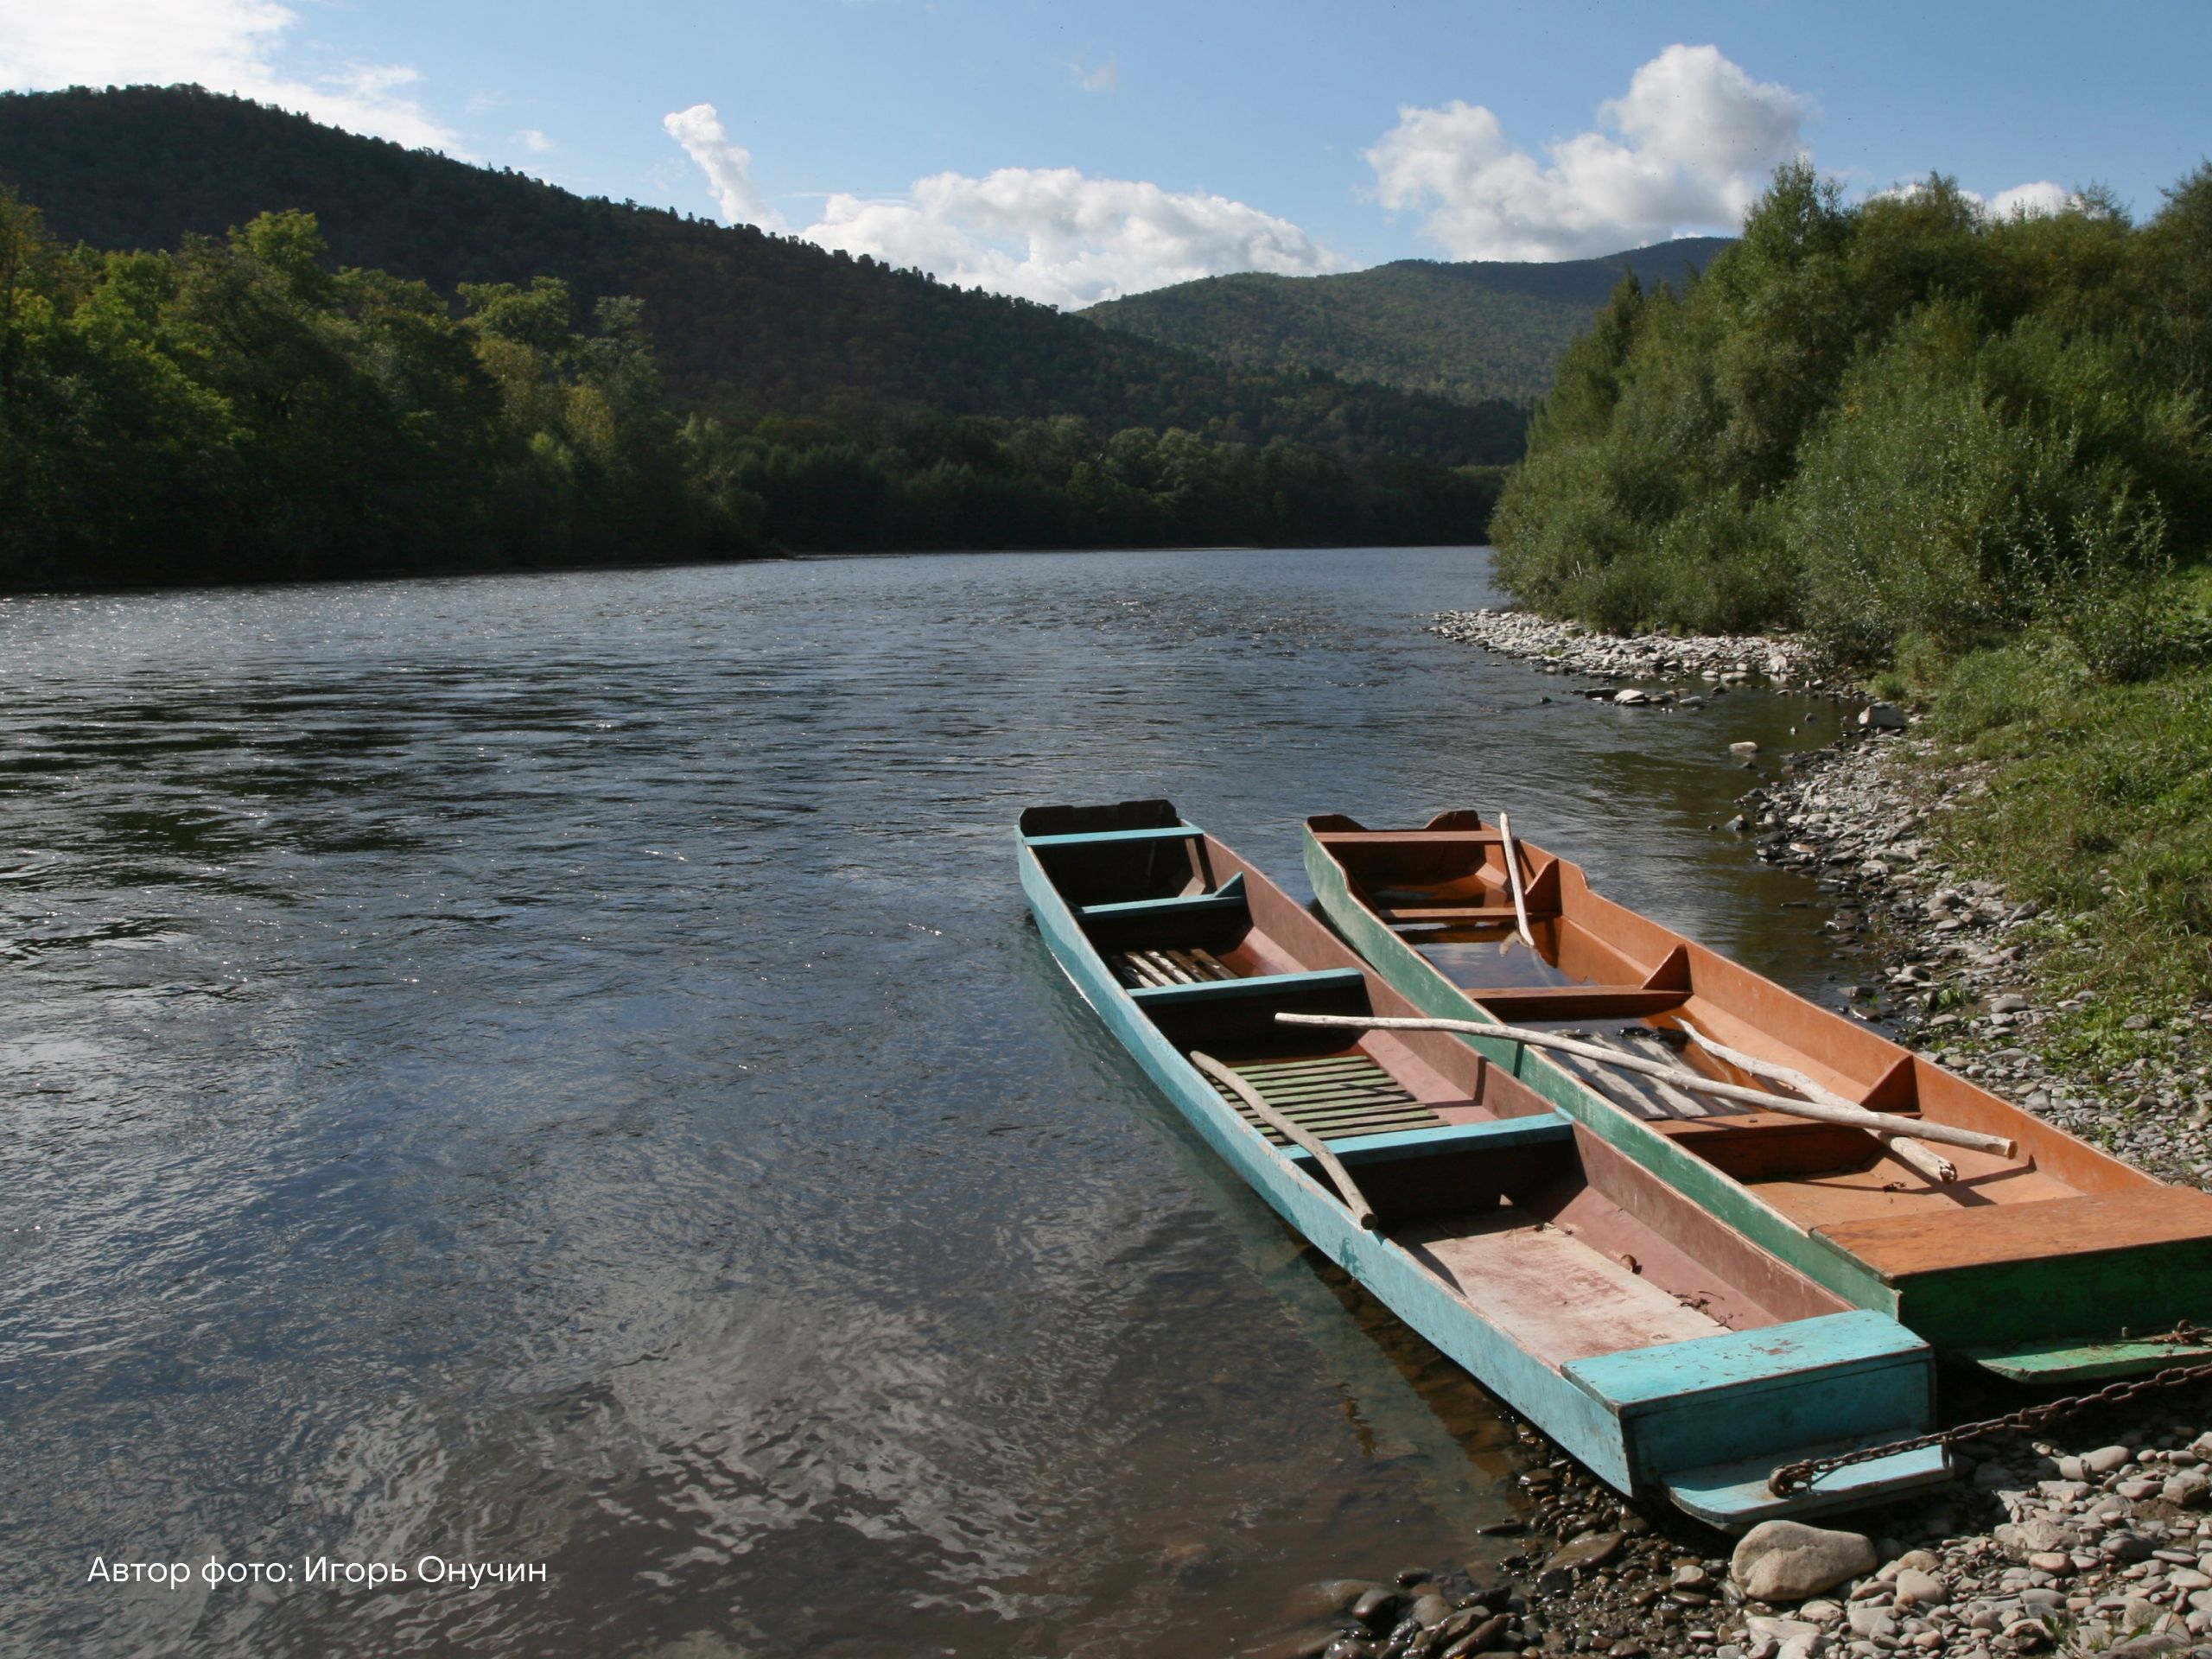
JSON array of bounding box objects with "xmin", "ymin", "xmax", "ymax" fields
[{"xmin": 0, "ymin": 547, "xmax": 1855, "ymax": 1656}]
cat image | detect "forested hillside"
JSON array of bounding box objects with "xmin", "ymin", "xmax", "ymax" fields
[
  {"xmin": 1083, "ymin": 239, "xmax": 1730, "ymax": 405},
  {"xmin": 0, "ymin": 85, "xmax": 1525, "ymax": 466},
  {"xmin": 0, "ymin": 190, "xmax": 1502, "ymax": 589}
]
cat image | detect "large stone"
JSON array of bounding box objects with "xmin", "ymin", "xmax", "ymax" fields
[
  {"xmin": 1993, "ymin": 1517, "xmax": 2081, "ymax": 1560},
  {"xmin": 2162, "ymin": 1468, "xmax": 2212, "ymax": 1508},
  {"xmin": 1535, "ymin": 1529, "xmax": 1624, "ymax": 1591},
  {"xmin": 1858, "ymin": 702, "xmax": 1908, "ymax": 731},
  {"xmin": 1732, "ymin": 1521, "xmax": 1878, "ymax": 1603},
  {"xmin": 1891, "ymin": 1567, "xmax": 1948, "ymax": 1608}
]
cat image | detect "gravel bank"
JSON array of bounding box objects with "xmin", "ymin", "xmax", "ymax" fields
[
  {"xmin": 1429, "ymin": 608, "xmax": 1825, "ymax": 688},
  {"xmin": 1741, "ymin": 728, "xmax": 2212, "ymax": 1184},
  {"xmin": 1249, "ymin": 1410, "xmax": 2212, "ymax": 1659},
  {"xmin": 1240, "ymin": 619, "xmax": 2212, "ymax": 1659}
]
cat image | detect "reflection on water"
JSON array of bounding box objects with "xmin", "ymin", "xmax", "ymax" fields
[{"xmin": 0, "ymin": 550, "xmax": 1849, "ymax": 1655}]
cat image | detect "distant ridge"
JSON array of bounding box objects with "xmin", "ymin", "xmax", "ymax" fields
[
  {"xmin": 1083, "ymin": 238, "xmax": 1734, "ymax": 406},
  {"xmin": 0, "ymin": 85, "xmax": 1526, "ymax": 464}
]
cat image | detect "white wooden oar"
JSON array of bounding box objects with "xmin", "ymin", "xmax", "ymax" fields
[
  {"xmin": 1191, "ymin": 1051, "xmax": 1381, "ymax": 1231},
  {"xmin": 1670, "ymin": 1025, "xmax": 1960, "ymax": 1184},
  {"xmin": 1275, "ymin": 1013, "xmax": 2016, "ymax": 1158},
  {"xmin": 1495, "ymin": 811, "xmax": 1536, "ymax": 950}
]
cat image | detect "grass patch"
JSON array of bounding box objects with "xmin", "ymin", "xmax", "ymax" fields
[{"xmin": 1924, "ymin": 646, "xmax": 2212, "ymax": 1012}]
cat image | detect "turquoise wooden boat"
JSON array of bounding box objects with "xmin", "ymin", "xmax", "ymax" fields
[
  {"xmin": 1020, "ymin": 799, "xmax": 1950, "ymax": 1528},
  {"xmin": 1302, "ymin": 810, "xmax": 2212, "ymax": 1384}
]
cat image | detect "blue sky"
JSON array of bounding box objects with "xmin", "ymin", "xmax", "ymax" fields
[{"xmin": 5, "ymin": 2, "xmax": 2209, "ymax": 307}]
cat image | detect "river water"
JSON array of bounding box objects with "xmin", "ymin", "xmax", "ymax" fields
[{"xmin": 0, "ymin": 548, "xmax": 1855, "ymax": 1656}]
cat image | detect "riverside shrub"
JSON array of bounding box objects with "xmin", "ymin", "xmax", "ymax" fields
[{"xmin": 1491, "ymin": 162, "xmax": 2212, "ymax": 671}]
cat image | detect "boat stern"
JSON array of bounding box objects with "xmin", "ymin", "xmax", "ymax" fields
[{"xmin": 1565, "ymin": 1311, "xmax": 1952, "ymax": 1530}]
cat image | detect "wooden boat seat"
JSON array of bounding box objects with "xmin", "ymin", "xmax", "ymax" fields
[
  {"xmin": 1315, "ymin": 830, "xmax": 1505, "ymax": 846},
  {"xmin": 1398, "ymin": 1209, "xmax": 1724, "ymax": 1366},
  {"xmin": 1127, "ymin": 968, "xmax": 1365, "ymax": 1007},
  {"xmin": 1203, "ymin": 1053, "xmax": 1446, "ymax": 1144},
  {"xmin": 1813, "ymin": 1189, "xmax": 2212, "ymax": 1281},
  {"xmin": 1023, "ymin": 823, "xmax": 1204, "ymax": 849},
  {"xmin": 1475, "ymin": 986, "xmax": 1688, "ymax": 1019},
  {"xmin": 1376, "ymin": 904, "xmax": 1524, "ymax": 925}
]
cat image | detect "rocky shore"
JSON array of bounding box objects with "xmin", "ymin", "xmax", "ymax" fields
[
  {"xmin": 1429, "ymin": 608, "xmax": 1823, "ymax": 689},
  {"xmin": 1243, "ymin": 613, "xmax": 2212, "ymax": 1659},
  {"xmin": 1740, "ymin": 730, "xmax": 2212, "ymax": 1184},
  {"xmin": 1256, "ymin": 1410, "xmax": 2212, "ymax": 1659}
]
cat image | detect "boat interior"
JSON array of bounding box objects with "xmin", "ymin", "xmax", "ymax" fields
[
  {"xmin": 1305, "ymin": 810, "xmax": 2212, "ymax": 1281},
  {"xmin": 1021, "ymin": 800, "xmax": 1859, "ymax": 1370}
]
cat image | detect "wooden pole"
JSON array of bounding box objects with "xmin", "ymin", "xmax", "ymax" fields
[
  {"xmin": 1671, "ymin": 1026, "xmax": 1961, "ymax": 1184},
  {"xmin": 1496, "ymin": 811, "xmax": 1536, "ymax": 950},
  {"xmin": 1274, "ymin": 1013, "xmax": 2016, "ymax": 1157},
  {"xmin": 1192, "ymin": 1051, "xmax": 1382, "ymax": 1230}
]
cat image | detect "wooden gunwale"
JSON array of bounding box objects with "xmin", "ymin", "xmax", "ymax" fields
[
  {"xmin": 1301, "ymin": 810, "xmax": 2212, "ymax": 1372},
  {"xmin": 1020, "ymin": 800, "xmax": 1948, "ymax": 1524}
]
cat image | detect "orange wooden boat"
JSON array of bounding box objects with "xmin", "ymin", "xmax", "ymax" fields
[{"xmin": 1304, "ymin": 810, "xmax": 2212, "ymax": 1383}]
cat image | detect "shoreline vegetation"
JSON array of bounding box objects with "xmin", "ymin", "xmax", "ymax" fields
[
  {"xmin": 0, "ymin": 186, "xmax": 1504, "ymax": 594},
  {"xmin": 1483, "ymin": 155, "xmax": 2212, "ymax": 1052}
]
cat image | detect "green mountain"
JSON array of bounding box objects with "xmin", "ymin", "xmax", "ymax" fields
[
  {"xmin": 0, "ymin": 85, "xmax": 1524, "ymax": 466},
  {"xmin": 1082, "ymin": 239, "xmax": 1733, "ymax": 406}
]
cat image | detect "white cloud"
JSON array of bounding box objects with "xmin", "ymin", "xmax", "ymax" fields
[
  {"xmin": 1988, "ymin": 181, "xmax": 2071, "ymax": 219},
  {"xmin": 662, "ymin": 103, "xmax": 788, "ymax": 232},
  {"xmin": 664, "ymin": 103, "xmax": 1344, "ymax": 308},
  {"xmin": 1365, "ymin": 44, "xmax": 1812, "ymax": 261},
  {"xmin": 805, "ymin": 168, "xmax": 1346, "ymax": 308},
  {"xmin": 0, "ymin": 0, "xmax": 461, "ymax": 152},
  {"xmin": 513, "ymin": 127, "xmax": 554, "ymax": 155},
  {"xmin": 1871, "ymin": 177, "xmax": 2078, "ymax": 220},
  {"xmin": 1069, "ymin": 55, "xmax": 1118, "ymax": 93}
]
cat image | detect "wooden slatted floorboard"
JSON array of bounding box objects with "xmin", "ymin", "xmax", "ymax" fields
[
  {"xmin": 1112, "ymin": 947, "xmax": 1239, "ymax": 988},
  {"xmin": 1203, "ymin": 1053, "xmax": 1444, "ymax": 1144}
]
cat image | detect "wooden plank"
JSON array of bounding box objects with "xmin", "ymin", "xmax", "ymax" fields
[
  {"xmin": 1077, "ymin": 888, "xmax": 1246, "ymax": 919},
  {"xmin": 1578, "ymin": 1033, "xmax": 1696, "ymax": 1122},
  {"xmin": 1128, "ymin": 967, "xmax": 1368, "ymax": 1007},
  {"xmin": 1116, "ymin": 952, "xmax": 1169, "ymax": 988},
  {"xmin": 1313, "ymin": 830, "xmax": 1505, "ymax": 845},
  {"xmin": 1963, "ymin": 1332, "xmax": 2212, "ymax": 1384},
  {"xmin": 1398, "ymin": 1211, "xmax": 1726, "ymax": 1367},
  {"xmin": 1024, "ymin": 824, "xmax": 1203, "ymax": 847},
  {"xmin": 1545, "ymin": 1046, "xmax": 1669, "ymax": 1121},
  {"xmin": 1815, "ymin": 1189, "xmax": 2212, "ymax": 1278},
  {"xmin": 1376, "ymin": 905, "xmax": 1523, "ymax": 924},
  {"xmin": 1568, "ymin": 1309, "xmax": 1933, "ymax": 1409},
  {"xmin": 1284, "ymin": 1114, "xmax": 1577, "ymax": 1166},
  {"xmin": 1474, "ymin": 987, "xmax": 1692, "ymax": 1019},
  {"xmin": 1613, "ymin": 1031, "xmax": 1716, "ymax": 1117},
  {"xmin": 1191, "ymin": 1050, "xmax": 1380, "ymax": 1230},
  {"xmin": 1663, "ymin": 1442, "xmax": 1950, "ymax": 1529},
  {"xmin": 1235, "ymin": 1056, "xmax": 1382, "ymax": 1077}
]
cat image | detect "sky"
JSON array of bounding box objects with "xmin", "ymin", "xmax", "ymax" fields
[{"xmin": 3, "ymin": 1, "xmax": 2209, "ymax": 310}]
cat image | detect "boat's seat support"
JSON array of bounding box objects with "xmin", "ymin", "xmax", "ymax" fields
[
  {"xmin": 1077, "ymin": 874, "xmax": 1246, "ymax": 920},
  {"xmin": 1023, "ymin": 824, "xmax": 1204, "ymax": 849},
  {"xmin": 1128, "ymin": 968, "xmax": 1367, "ymax": 1007},
  {"xmin": 1475, "ymin": 986, "xmax": 1690, "ymax": 1019}
]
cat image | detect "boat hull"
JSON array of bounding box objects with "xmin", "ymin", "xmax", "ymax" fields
[
  {"xmin": 1302, "ymin": 814, "xmax": 2212, "ymax": 1382},
  {"xmin": 1020, "ymin": 803, "xmax": 1949, "ymax": 1525}
]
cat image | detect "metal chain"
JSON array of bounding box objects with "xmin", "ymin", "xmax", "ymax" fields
[{"xmin": 1769, "ymin": 1326, "xmax": 2212, "ymax": 1498}]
